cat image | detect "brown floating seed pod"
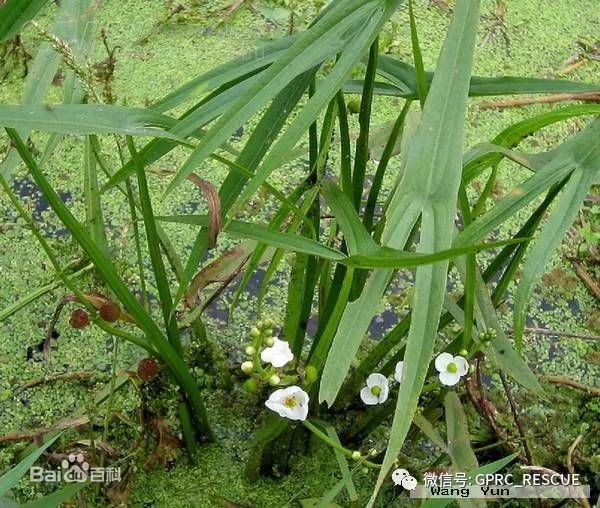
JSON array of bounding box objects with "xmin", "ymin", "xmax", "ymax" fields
[
  {"xmin": 138, "ymin": 358, "xmax": 160, "ymax": 381},
  {"xmin": 69, "ymin": 309, "xmax": 90, "ymax": 329},
  {"xmin": 99, "ymin": 301, "xmax": 121, "ymax": 322}
]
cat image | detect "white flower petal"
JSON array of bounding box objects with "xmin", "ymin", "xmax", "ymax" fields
[
  {"xmin": 434, "ymin": 352, "xmax": 454, "ymax": 373},
  {"xmin": 439, "ymin": 370, "xmax": 461, "ymax": 386},
  {"xmin": 260, "ymin": 338, "xmax": 294, "ymax": 368},
  {"xmin": 378, "ymin": 382, "xmax": 389, "ymax": 403},
  {"xmin": 454, "ymin": 356, "xmax": 469, "ymax": 376},
  {"xmin": 394, "ymin": 361, "xmax": 404, "ymax": 383},
  {"xmin": 265, "ymin": 386, "xmax": 309, "ymax": 421},
  {"xmin": 366, "ymin": 373, "xmax": 387, "ymax": 388},
  {"xmin": 360, "ymin": 386, "xmax": 379, "ymax": 405}
]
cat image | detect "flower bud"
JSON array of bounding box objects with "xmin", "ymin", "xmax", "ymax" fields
[
  {"xmin": 351, "ymin": 451, "xmax": 361, "ymax": 461},
  {"xmin": 305, "ymin": 365, "xmax": 318, "ymax": 384},
  {"xmin": 468, "ymin": 364, "xmax": 475, "ymax": 374},
  {"xmin": 459, "ymin": 349, "xmax": 468, "ymax": 357},
  {"xmin": 250, "ymin": 327, "xmax": 260, "ymax": 338},
  {"xmin": 263, "ymin": 318, "xmax": 275, "ymax": 329},
  {"xmin": 245, "ymin": 346, "xmax": 256, "ymax": 356},
  {"xmin": 264, "ymin": 336, "xmax": 274, "ymax": 347},
  {"xmin": 241, "ymin": 361, "xmax": 254, "ymax": 374},
  {"xmin": 243, "ymin": 378, "xmax": 258, "ymax": 393},
  {"xmin": 268, "ymin": 374, "xmax": 280, "ymax": 386},
  {"xmin": 69, "ymin": 309, "xmax": 90, "ymax": 329},
  {"xmin": 263, "ymin": 328, "xmax": 274, "ymax": 337}
]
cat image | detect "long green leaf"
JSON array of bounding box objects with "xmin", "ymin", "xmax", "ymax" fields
[
  {"xmin": 152, "ymin": 34, "xmax": 299, "ymax": 113},
  {"xmin": 158, "ymin": 214, "xmax": 521, "ymax": 268},
  {"xmin": 513, "ymin": 119, "xmax": 600, "ymax": 346},
  {"xmin": 83, "ymin": 136, "xmax": 109, "ymax": 257},
  {"xmin": 374, "ymin": 56, "xmax": 600, "ymax": 99},
  {"xmin": 458, "ymin": 118, "xmax": 600, "ymax": 248},
  {"xmin": 158, "ymin": 215, "xmax": 346, "ymax": 261},
  {"xmin": 226, "ymin": 7, "xmax": 386, "ymax": 220},
  {"xmin": 0, "ymin": 0, "xmax": 49, "ymax": 42},
  {"xmin": 445, "ymin": 392, "xmax": 478, "ymax": 471},
  {"xmin": 127, "ymin": 137, "xmax": 181, "ymax": 352},
  {"xmin": 21, "ymin": 482, "xmax": 89, "ymax": 508},
  {"xmin": 320, "ymin": 0, "xmax": 479, "ymax": 411},
  {"xmin": 0, "ymin": 433, "xmax": 62, "ymax": 497},
  {"xmin": 408, "ymin": 0, "xmax": 427, "ymax": 107},
  {"xmin": 462, "ymin": 104, "xmax": 600, "ymax": 183},
  {"xmin": 0, "ymin": 105, "xmax": 181, "ymax": 139},
  {"xmin": 165, "ymin": 0, "xmax": 377, "ymax": 195},
  {"xmin": 0, "ymin": 0, "xmax": 94, "ymax": 179},
  {"xmin": 446, "ymin": 391, "xmax": 483, "ymax": 508},
  {"xmin": 368, "ymin": 2, "xmax": 481, "ymax": 504},
  {"xmin": 322, "ymin": 181, "xmax": 378, "ymax": 256}
]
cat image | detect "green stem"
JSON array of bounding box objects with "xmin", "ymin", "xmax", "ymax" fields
[{"xmin": 303, "ymin": 420, "xmax": 380, "ymax": 469}]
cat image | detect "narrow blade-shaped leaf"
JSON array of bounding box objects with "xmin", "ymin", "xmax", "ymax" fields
[
  {"xmin": 0, "ymin": 433, "xmax": 62, "ymax": 496},
  {"xmin": 0, "ymin": 0, "xmax": 49, "ymax": 41},
  {"xmin": 0, "ymin": 105, "xmax": 181, "ymax": 139},
  {"xmin": 369, "ymin": 2, "xmax": 481, "ymax": 503}
]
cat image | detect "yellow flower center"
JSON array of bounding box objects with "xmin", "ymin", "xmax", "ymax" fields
[
  {"xmin": 447, "ymin": 362, "xmax": 458, "ymax": 374},
  {"xmin": 284, "ymin": 396, "xmax": 298, "ymax": 408},
  {"xmin": 370, "ymin": 385, "xmax": 382, "ymax": 397}
]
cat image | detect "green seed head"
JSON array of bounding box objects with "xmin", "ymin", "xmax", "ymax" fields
[
  {"xmin": 370, "ymin": 385, "xmax": 382, "ymax": 397},
  {"xmin": 447, "ymin": 362, "xmax": 458, "ymax": 374}
]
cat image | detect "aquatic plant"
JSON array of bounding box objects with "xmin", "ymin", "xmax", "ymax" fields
[{"xmin": 0, "ymin": 0, "xmax": 599, "ymax": 505}]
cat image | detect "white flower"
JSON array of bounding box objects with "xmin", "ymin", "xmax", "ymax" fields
[
  {"xmin": 394, "ymin": 361, "xmax": 404, "ymax": 383},
  {"xmin": 434, "ymin": 352, "xmax": 469, "ymax": 386},
  {"xmin": 360, "ymin": 373, "xmax": 389, "ymax": 405},
  {"xmin": 265, "ymin": 386, "xmax": 309, "ymax": 421},
  {"xmin": 260, "ymin": 337, "xmax": 294, "ymax": 368}
]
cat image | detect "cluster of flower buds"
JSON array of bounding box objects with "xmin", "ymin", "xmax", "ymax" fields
[
  {"xmin": 240, "ymin": 318, "xmax": 297, "ymax": 393},
  {"xmin": 477, "ymin": 328, "xmax": 497, "ymax": 344}
]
